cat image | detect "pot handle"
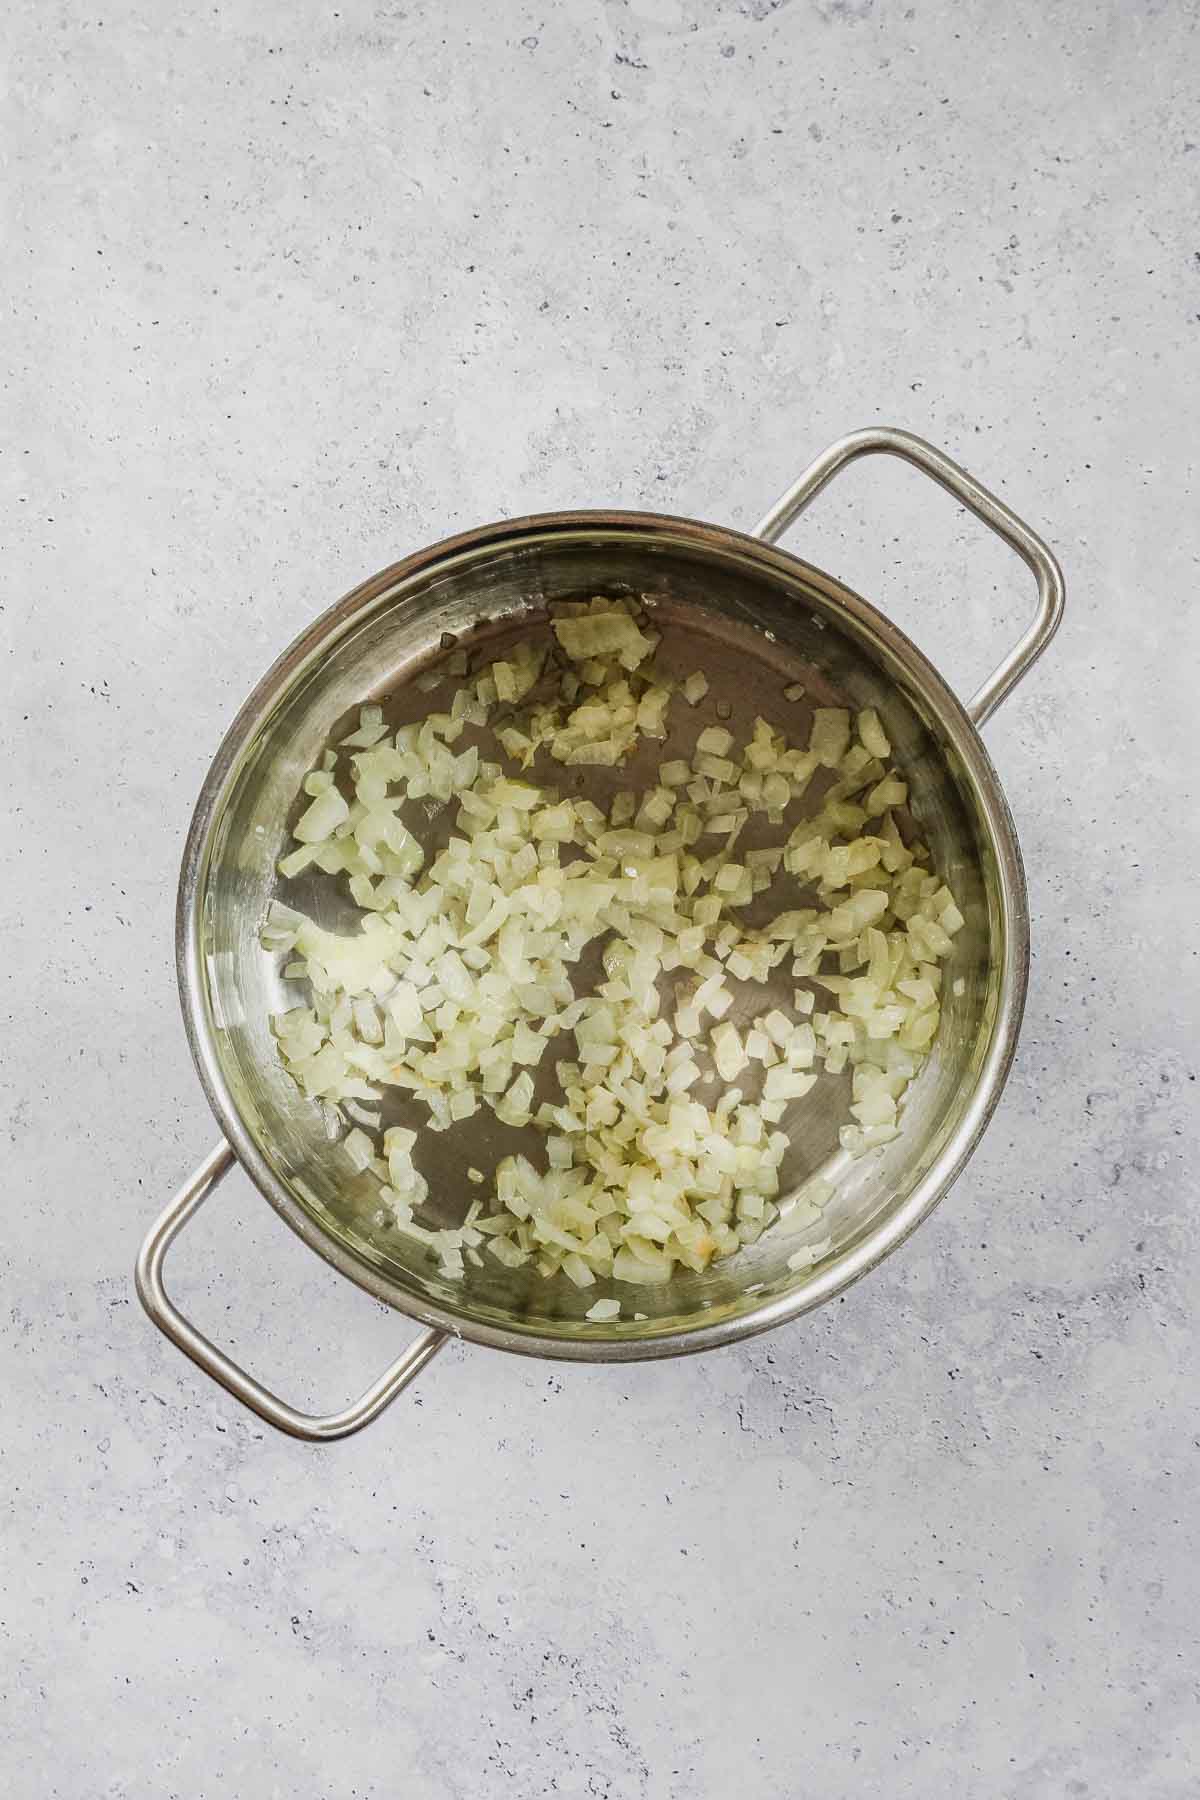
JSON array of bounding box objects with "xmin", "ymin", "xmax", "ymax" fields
[
  {"xmin": 752, "ymin": 426, "xmax": 1065, "ymax": 726},
  {"xmin": 135, "ymin": 1142, "xmax": 449, "ymax": 1441}
]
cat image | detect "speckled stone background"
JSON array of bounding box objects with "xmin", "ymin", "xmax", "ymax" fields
[{"xmin": 5, "ymin": 1, "xmax": 1199, "ymax": 1795}]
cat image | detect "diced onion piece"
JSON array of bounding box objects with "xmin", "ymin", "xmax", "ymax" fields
[
  {"xmin": 787, "ymin": 1237, "xmax": 831, "ymax": 1271},
  {"xmin": 696, "ymin": 725, "xmax": 733, "ymax": 756},
  {"xmin": 294, "ymin": 786, "xmax": 349, "ymax": 843},
  {"xmin": 858, "ymin": 708, "xmax": 891, "ymax": 758},
  {"xmin": 712, "ymin": 1022, "xmax": 748, "ymax": 1082},
  {"xmin": 810, "ymin": 708, "xmax": 850, "ymax": 768}
]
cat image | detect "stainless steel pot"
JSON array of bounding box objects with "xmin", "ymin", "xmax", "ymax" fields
[{"xmin": 136, "ymin": 429, "xmax": 1064, "ymax": 1440}]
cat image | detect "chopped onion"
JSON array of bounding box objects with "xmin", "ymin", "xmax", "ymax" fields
[{"xmin": 264, "ymin": 597, "xmax": 962, "ymax": 1304}]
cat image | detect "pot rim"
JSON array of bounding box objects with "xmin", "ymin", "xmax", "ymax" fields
[{"xmin": 176, "ymin": 507, "xmax": 1029, "ymax": 1363}]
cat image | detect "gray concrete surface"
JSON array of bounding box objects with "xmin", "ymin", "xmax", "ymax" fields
[{"xmin": 4, "ymin": 1, "xmax": 1199, "ymax": 1795}]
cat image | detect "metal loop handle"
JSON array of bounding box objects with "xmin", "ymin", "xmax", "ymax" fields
[
  {"xmin": 135, "ymin": 1142, "xmax": 448, "ymax": 1441},
  {"xmin": 752, "ymin": 426, "xmax": 1065, "ymax": 726}
]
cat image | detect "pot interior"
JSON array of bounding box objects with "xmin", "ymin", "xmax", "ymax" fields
[{"xmin": 186, "ymin": 517, "xmax": 1023, "ymax": 1357}]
